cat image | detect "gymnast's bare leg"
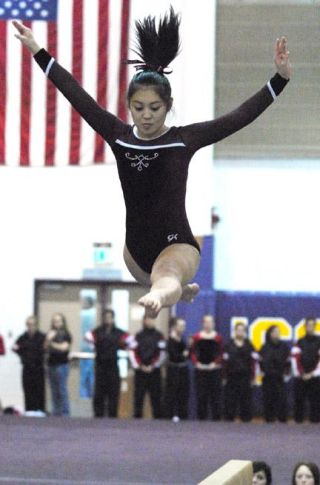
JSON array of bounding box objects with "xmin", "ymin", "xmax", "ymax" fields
[{"xmin": 124, "ymin": 244, "xmax": 200, "ymax": 317}]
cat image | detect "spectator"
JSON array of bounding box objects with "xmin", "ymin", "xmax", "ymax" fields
[
  {"xmin": 165, "ymin": 317, "xmax": 190, "ymax": 421},
  {"xmin": 292, "ymin": 462, "xmax": 320, "ymax": 485},
  {"xmin": 0, "ymin": 333, "xmax": 5, "ymax": 412},
  {"xmin": 223, "ymin": 322, "xmax": 257, "ymax": 422},
  {"xmin": 259, "ymin": 325, "xmax": 290, "ymax": 423},
  {"xmin": 45, "ymin": 313, "xmax": 72, "ymax": 416},
  {"xmin": 0, "ymin": 333, "xmax": 5, "ymax": 355},
  {"xmin": 130, "ymin": 315, "xmax": 166, "ymax": 419},
  {"xmin": 85, "ymin": 309, "xmax": 132, "ymax": 418},
  {"xmin": 13, "ymin": 316, "xmax": 46, "ymax": 413},
  {"xmin": 252, "ymin": 461, "xmax": 272, "ymax": 485},
  {"xmin": 291, "ymin": 317, "xmax": 320, "ymax": 423},
  {"xmin": 191, "ymin": 314, "xmax": 223, "ymax": 420}
]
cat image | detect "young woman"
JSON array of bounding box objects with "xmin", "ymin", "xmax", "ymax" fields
[
  {"xmin": 165, "ymin": 317, "xmax": 190, "ymax": 421},
  {"xmin": 252, "ymin": 461, "xmax": 272, "ymax": 485},
  {"xmin": 292, "ymin": 462, "xmax": 320, "ymax": 485},
  {"xmin": 223, "ymin": 322, "xmax": 257, "ymax": 422},
  {"xmin": 45, "ymin": 313, "xmax": 72, "ymax": 416},
  {"xmin": 259, "ymin": 325, "xmax": 290, "ymax": 423},
  {"xmin": 13, "ymin": 9, "xmax": 291, "ymax": 317}
]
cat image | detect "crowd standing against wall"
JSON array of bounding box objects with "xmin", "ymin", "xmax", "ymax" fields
[{"xmin": 3, "ymin": 312, "xmax": 320, "ymax": 422}]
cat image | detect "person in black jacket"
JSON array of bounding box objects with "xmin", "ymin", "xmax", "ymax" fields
[
  {"xmin": 259, "ymin": 325, "xmax": 290, "ymax": 423},
  {"xmin": 291, "ymin": 317, "xmax": 320, "ymax": 423},
  {"xmin": 13, "ymin": 316, "xmax": 46, "ymax": 413},
  {"xmin": 165, "ymin": 317, "xmax": 190, "ymax": 421},
  {"xmin": 130, "ymin": 315, "xmax": 166, "ymax": 419},
  {"xmin": 223, "ymin": 322, "xmax": 257, "ymax": 422},
  {"xmin": 85, "ymin": 309, "xmax": 132, "ymax": 418}
]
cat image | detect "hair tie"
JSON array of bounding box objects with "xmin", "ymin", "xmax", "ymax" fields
[{"xmin": 123, "ymin": 59, "xmax": 172, "ymax": 75}]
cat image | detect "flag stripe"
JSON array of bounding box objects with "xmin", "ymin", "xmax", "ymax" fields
[
  {"xmin": 45, "ymin": 21, "xmax": 58, "ymax": 166},
  {"xmin": 0, "ymin": 21, "xmax": 7, "ymax": 165},
  {"xmin": 94, "ymin": 0, "xmax": 109, "ymax": 164},
  {"xmin": 20, "ymin": 20, "xmax": 32, "ymax": 166},
  {"xmin": 117, "ymin": 0, "xmax": 130, "ymax": 122},
  {"xmin": 69, "ymin": 0, "xmax": 84, "ymax": 165},
  {"xmin": 1, "ymin": 0, "xmax": 130, "ymax": 167}
]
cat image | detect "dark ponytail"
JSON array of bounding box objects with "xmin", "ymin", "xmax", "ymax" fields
[{"xmin": 126, "ymin": 6, "xmax": 181, "ymax": 109}]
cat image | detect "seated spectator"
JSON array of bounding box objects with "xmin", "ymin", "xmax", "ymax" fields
[
  {"xmin": 292, "ymin": 462, "xmax": 320, "ymax": 485},
  {"xmin": 252, "ymin": 461, "xmax": 272, "ymax": 485}
]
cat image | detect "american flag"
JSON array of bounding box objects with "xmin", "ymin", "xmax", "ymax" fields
[{"xmin": 0, "ymin": 0, "xmax": 130, "ymax": 167}]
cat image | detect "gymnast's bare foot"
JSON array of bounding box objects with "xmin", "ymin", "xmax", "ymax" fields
[
  {"xmin": 180, "ymin": 283, "xmax": 200, "ymax": 303},
  {"xmin": 138, "ymin": 291, "xmax": 164, "ymax": 318}
]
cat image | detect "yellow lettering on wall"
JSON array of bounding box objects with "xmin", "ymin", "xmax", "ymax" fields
[
  {"xmin": 294, "ymin": 319, "xmax": 320, "ymax": 341},
  {"xmin": 249, "ymin": 317, "xmax": 292, "ymax": 351}
]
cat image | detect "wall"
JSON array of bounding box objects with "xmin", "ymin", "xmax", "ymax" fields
[
  {"xmin": 214, "ymin": 159, "xmax": 320, "ymax": 292},
  {"xmin": 0, "ymin": 0, "xmax": 216, "ymax": 409}
]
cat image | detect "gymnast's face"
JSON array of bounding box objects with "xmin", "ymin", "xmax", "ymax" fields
[
  {"xmin": 252, "ymin": 470, "xmax": 268, "ymax": 485},
  {"xmin": 294, "ymin": 465, "xmax": 315, "ymax": 485},
  {"xmin": 129, "ymin": 87, "xmax": 171, "ymax": 139}
]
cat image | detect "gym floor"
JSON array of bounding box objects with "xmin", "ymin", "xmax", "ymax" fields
[{"xmin": 0, "ymin": 416, "xmax": 318, "ymax": 484}]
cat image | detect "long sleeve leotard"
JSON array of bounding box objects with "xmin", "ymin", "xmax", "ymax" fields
[{"xmin": 34, "ymin": 49, "xmax": 288, "ymax": 273}]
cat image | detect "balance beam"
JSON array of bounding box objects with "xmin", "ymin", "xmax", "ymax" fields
[{"xmin": 198, "ymin": 460, "xmax": 253, "ymax": 485}]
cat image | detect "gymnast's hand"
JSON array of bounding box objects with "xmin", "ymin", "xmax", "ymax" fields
[
  {"xmin": 12, "ymin": 20, "xmax": 41, "ymax": 55},
  {"xmin": 274, "ymin": 36, "xmax": 291, "ymax": 80}
]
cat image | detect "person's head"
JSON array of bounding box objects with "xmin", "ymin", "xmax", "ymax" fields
[
  {"xmin": 102, "ymin": 309, "xmax": 115, "ymax": 327},
  {"xmin": 143, "ymin": 315, "xmax": 155, "ymax": 329},
  {"xmin": 252, "ymin": 461, "xmax": 272, "ymax": 485},
  {"xmin": 170, "ymin": 317, "xmax": 186, "ymax": 336},
  {"xmin": 266, "ymin": 325, "xmax": 280, "ymax": 344},
  {"xmin": 126, "ymin": 7, "xmax": 180, "ymax": 139},
  {"xmin": 234, "ymin": 322, "xmax": 247, "ymax": 340},
  {"xmin": 292, "ymin": 462, "xmax": 320, "ymax": 485},
  {"xmin": 202, "ymin": 314, "xmax": 215, "ymax": 332},
  {"xmin": 51, "ymin": 313, "xmax": 67, "ymax": 332},
  {"xmin": 305, "ymin": 317, "xmax": 316, "ymax": 337},
  {"xmin": 26, "ymin": 315, "xmax": 38, "ymax": 335}
]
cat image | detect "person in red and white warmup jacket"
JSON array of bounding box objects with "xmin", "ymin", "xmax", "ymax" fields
[
  {"xmin": 129, "ymin": 315, "xmax": 166, "ymax": 419},
  {"xmin": 191, "ymin": 314, "xmax": 223, "ymax": 420}
]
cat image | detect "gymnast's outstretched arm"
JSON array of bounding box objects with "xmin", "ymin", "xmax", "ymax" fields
[
  {"xmin": 12, "ymin": 20, "xmax": 124, "ymax": 143},
  {"xmin": 182, "ymin": 37, "xmax": 292, "ymax": 152}
]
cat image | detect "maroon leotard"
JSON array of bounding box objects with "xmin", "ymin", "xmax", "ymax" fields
[{"xmin": 34, "ymin": 49, "xmax": 288, "ymax": 274}]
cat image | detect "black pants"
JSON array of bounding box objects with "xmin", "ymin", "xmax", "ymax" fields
[
  {"xmin": 22, "ymin": 365, "xmax": 45, "ymax": 412},
  {"xmin": 93, "ymin": 364, "xmax": 120, "ymax": 418},
  {"xmin": 165, "ymin": 365, "xmax": 189, "ymax": 419},
  {"xmin": 224, "ymin": 374, "xmax": 252, "ymax": 422},
  {"xmin": 134, "ymin": 368, "xmax": 161, "ymax": 418},
  {"xmin": 294, "ymin": 377, "xmax": 320, "ymax": 423},
  {"xmin": 262, "ymin": 374, "xmax": 287, "ymax": 422},
  {"xmin": 195, "ymin": 369, "xmax": 222, "ymax": 420}
]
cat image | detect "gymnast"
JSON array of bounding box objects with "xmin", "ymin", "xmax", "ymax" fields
[{"xmin": 13, "ymin": 8, "xmax": 291, "ymax": 317}]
